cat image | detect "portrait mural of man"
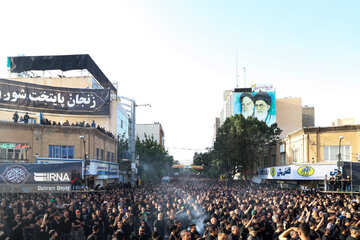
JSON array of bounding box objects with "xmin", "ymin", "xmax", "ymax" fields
[
  {"xmin": 233, "ymin": 91, "xmax": 276, "ymax": 126},
  {"xmin": 240, "ymin": 93, "xmax": 254, "ymax": 118}
]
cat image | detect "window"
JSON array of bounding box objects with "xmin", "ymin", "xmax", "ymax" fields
[
  {"xmin": 107, "ymin": 152, "xmax": 110, "ymax": 161},
  {"xmin": 0, "ymin": 143, "xmax": 29, "ymax": 161},
  {"xmin": 281, "ymin": 152, "xmax": 286, "ymax": 165},
  {"xmin": 96, "ymin": 148, "xmax": 99, "ymax": 160},
  {"xmin": 323, "ymin": 145, "xmax": 351, "ymax": 161},
  {"xmin": 49, "ymin": 145, "xmax": 74, "ymax": 159},
  {"xmin": 111, "ymin": 153, "xmax": 114, "ymax": 162},
  {"xmin": 101, "ymin": 149, "xmax": 104, "ymax": 160},
  {"xmin": 292, "ymin": 149, "xmax": 300, "ymax": 163}
]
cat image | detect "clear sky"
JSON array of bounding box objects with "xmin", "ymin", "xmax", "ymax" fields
[{"xmin": 0, "ymin": 1, "xmax": 359, "ymax": 164}]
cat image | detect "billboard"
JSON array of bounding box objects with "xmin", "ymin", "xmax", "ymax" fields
[
  {"xmin": 233, "ymin": 91, "xmax": 276, "ymax": 126},
  {"xmin": 258, "ymin": 164, "xmax": 338, "ymax": 180},
  {"xmin": 0, "ymin": 78, "xmax": 110, "ymax": 115},
  {"xmin": 0, "ymin": 162, "xmax": 81, "ymax": 193}
]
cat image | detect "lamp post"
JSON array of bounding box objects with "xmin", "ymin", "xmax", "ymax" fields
[
  {"xmin": 80, "ymin": 136, "xmax": 88, "ymax": 188},
  {"xmin": 118, "ymin": 96, "xmax": 150, "ymax": 187},
  {"xmin": 337, "ymin": 136, "xmax": 344, "ymax": 173}
]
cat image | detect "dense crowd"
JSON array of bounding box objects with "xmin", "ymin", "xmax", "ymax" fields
[
  {"xmin": 1, "ymin": 178, "xmax": 360, "ymax": 240},
  {"xmin": 12, "ymin": 112, "xmax": 115, "ymax": 138}
]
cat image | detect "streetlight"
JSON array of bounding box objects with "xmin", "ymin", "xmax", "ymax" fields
[
  {"xmin": 337, "ymin": 136, "xmax": 344, "ymax": 172},
  {"xmin": 79, "ymin": 136, "xmax": 88, "ymax": 188},
  {"xmin": 118, "ymin": 96, "xmax": 151, "ymax": 187}
]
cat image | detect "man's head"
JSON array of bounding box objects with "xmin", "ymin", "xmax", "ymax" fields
[
  {"xmin": 350, "ymin": 226, "xmax": 360, "ymax": 238},
  {"xmin": 231, "ymin": 225, "xmax": 239, "ymax": 235},
  {"xmin": 254, "ymin": 92, "xmax": 271, "ymax": 121},
  {"xmin": 49, "ymin": 229, "xmax": 58, "ymax": 238},
  {"xmin": 180, "ymin": 230, "xmax": 191, "ymax": 240},
  {"xmin": 217, "ymin": 232, "xmax": 228, "ymax": 240},
  {"xmin": 92, "ymin": 225, "xmax": 99, "ymax": 234},
  {"xmin": 139, "ymin": 226, "xmax": 145, "ymax": 235},
  {"xmin": 190, "ymin": 224, "xmax": 197, "ymax": 233},
  {"xmin": 298, "ymin": 223, "xmax": 310, "ymax": 238},
  {"xmin": 240, "ymin": 93, "xmax": 254, "ymax": 118},
  {"xmin": 208, "ymin": 225, "xmax": 218, "ymax": 236},
  {"xmin": 248, "ymin": 226, "xmax": 258, "ymax": 237}
]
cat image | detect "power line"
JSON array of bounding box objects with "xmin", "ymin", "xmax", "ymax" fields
[{"xmin": 167, "ymin": 147, "xmax": 208, "ymax": 152}]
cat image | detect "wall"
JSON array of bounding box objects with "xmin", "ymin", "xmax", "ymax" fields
[
  {"xmin": 0, "ymin": 121, "xmax": 117, "ymax": 163},
  {"xmin": 276, "ymin": 97, "xmax": 303, "ymax": 138},
  {"xmin": 302, "ymin": 106, "xmax": 315, "ymax": 127},
  {"xmin": 136, "ymin": 123, "xmax": 164, "ymax": 146}
]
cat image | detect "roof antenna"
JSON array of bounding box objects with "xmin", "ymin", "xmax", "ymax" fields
[
  {"xmin": 243, "ymin": 67, "xmax": 246, "ymax": 88},
  {"xmin": 235, "ymin": 49, "xmax": 239, "ymax": 88}
]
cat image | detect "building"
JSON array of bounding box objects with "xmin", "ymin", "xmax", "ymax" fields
[
  {"xmin": 258, "ymin": 125, "xmax": 360, "ymax": 190},
  {"xmin": 0, "ymin": 121, "xmax": 119, "ymax": 186},
  {"xmin": 217, "ymin": 88, "xmax": 315, "ymax": 139},
  {"xmin": 0, "ymin": 55, "xmax": 132, "ymax": 186},
  {"xmin": 136, "ymin": 122, "xmax": 165, "ymax": 147}
]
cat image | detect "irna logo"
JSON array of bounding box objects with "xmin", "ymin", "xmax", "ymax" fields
[{"xmin": 34, "ymin": 172, "xmax": 70, "ymax": 182}]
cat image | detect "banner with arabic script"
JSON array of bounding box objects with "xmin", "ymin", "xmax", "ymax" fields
[{"xmin": 0, "ymin": 78, "xmax": 110, "ymax": 115}]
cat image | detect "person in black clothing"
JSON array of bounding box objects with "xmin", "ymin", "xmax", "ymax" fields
[
  {"xmin": 49, "ymin": 212, "xmax": 61, "ymax": 239},
  {"xmin": 33, "ymin": 214, "xmax": 49, "ymax": 240},
  {"xmin": 23, "ymin": 112, "xmax": 30, "ymax": 123},
  {"xmin": 190, "ymin": 224, "xmax": 201, "ymax": 240},
  {"xmin": 205, "ymin": 225, "xmax": 218, "ymax": 240},
  {"xmin": 346, "ymin": 226, "xmax": 359, "ymax": 240},
  {"xmin": 60, "ymin": 210, "xmax": 72, "ymax": 240},
  {"xmin": 72, "ymin": 209, "xmax": 85, "ymax": 240},
  {"xmin": 228, "ymin": 225, "xmax": 240, "ymax": 240},
  {"xmin": 88, "ymin": 225, "xmax": 101, "ymax": 240},
  {"xmin": 49, "ymin": 229, "xmax": 59, "ymax": 240},
  {"xmin": 12, "ymin": 112, "xmax": 19, "ymax": 123},
  {"xmin": 154, "ymin": 213, "xmax": 166, "ymax": 239},
  {"xmin": 10, "ymin": 214, "xmax": 23, "ymax": 240}
]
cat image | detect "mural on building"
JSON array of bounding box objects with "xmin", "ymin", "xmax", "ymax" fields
[{"xmin": 233, "ymin": 91, "xmax": 276, "ymax": 126}]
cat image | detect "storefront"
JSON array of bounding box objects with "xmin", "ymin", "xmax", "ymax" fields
[{"xmin": 257, "ymin": 164, "xmax": 338, "ymax": 190}]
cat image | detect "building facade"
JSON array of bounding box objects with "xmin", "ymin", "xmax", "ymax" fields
[
  {"xmin": 0, "ymin": 55, "xmax": 132, "ymax": 186},
  {"xmin": 136, "ymin": 122, "xmax": 165, "ymax": 147},
  {"xmin": 0, "ymin": 121, "xmax": 119, "ymax": 186},
  {"xmin": 258, "ymin": 125, "xmax": 360, "ymax": 190}
]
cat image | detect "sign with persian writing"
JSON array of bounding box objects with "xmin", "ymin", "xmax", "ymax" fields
[{"xmin": 0, "ymin": 78, "xmax": 110, "ymax": 115}]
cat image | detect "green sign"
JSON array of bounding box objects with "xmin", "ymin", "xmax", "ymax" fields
[{"xmin": 0, "ymin": 143, "xmax": 15, "ymax": 149}]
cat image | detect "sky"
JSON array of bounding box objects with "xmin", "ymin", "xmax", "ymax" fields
[{"xmin": 0, "ymin": 0, "xmax": 359, "ymax": 164}]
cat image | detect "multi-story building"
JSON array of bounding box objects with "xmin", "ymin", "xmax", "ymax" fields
[
  {"xmin": 0, "ymin": 54, "xmax": 132, "ymax": 186},
  {"xmin": 136, "ymin": 122, "xmax": 165, "ymax": 147},
  {"xmin": 258, "ymin": 124, "xmax": 360, "ymax": 190}
]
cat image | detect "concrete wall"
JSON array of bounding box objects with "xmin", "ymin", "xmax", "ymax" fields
[
  {"xmin": 136, "ymin": 123, "xmax": 164, "ymax": 146},
  {"xmin": 302, "ymin": 106, "xmax": 315, "ymax": 128},
  {"xmin": 276, "ymin": 97, "xmax": 303, "ymax": 138}
]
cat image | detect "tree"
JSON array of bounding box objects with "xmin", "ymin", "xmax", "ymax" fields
[
  {"xmin": 136, "ymin": 135, "xmax": 174, "ymax": 183},
  {"xmin": 198, "ymin": 114, "xmax": 281, "ymax": 179}
]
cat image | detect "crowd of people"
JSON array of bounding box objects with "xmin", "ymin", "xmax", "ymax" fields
[
  {"xmin": 1, "ymin": 178, "xmax": 360, "ymax": 240},
  {"xmin": 12, "ymin": 112, "xmax": 115, "ymax": 138}
]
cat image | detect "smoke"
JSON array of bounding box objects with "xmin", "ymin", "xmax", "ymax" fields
[{"xmin": 161, "ymin": 183, "xmax": 208, "ymax": 235}]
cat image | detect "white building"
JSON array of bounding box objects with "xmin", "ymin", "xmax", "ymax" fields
[{"xmin": 136, "ymin": 122, "xmax": 165, "ymax": 147}]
